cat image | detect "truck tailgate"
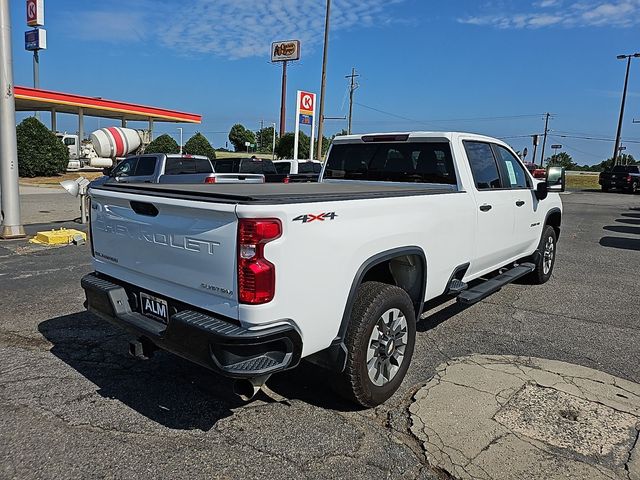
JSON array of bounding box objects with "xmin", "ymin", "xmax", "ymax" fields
[{"xmin": 90, "ymin": 187, "xmax": 239, "ymax": 320}]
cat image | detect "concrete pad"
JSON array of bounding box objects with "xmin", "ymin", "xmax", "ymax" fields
[{"xmin": 410, "ymin": 354, "xmax": 640, "ymax": 479}]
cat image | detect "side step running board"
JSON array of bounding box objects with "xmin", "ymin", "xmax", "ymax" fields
[{"xmin": 457, "ymin": 263, "xmax": 535, "ymax": 306}]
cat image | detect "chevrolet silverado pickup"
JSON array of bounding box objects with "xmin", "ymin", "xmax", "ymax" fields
[{"xmin": 82, "ymin": 132, "xmax": 564, "ymax": 407}]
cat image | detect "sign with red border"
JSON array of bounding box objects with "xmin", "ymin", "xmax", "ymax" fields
[{"xmin": 26, "ymin": 0, "xmax": 44, "ymax": 27}]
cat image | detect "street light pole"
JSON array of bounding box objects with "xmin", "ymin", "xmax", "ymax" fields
[
  {"xmin": 272, "ymin": 122, "xmax": 276, "ymax": 161},
  {"xmin": 613, "ymin": 53, "xmax": 640, "ymax": 166},
  {"xmin": 0, "ymin": 0, "xmax": 26, "ymax": 238},
  {"xmin": 178, "ymin": 127, "xmax": 183, "ymax": 154},
  {"xmin": 316, "ymin": 0, "xmax": 331, "ymax": 161}
]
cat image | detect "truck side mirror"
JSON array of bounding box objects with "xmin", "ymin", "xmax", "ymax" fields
[
  {"xmin": 535, "ymin": 181, "xmax": 548, "ymax": 201},
  {"xmin": 547, "ymin": 166, "xmax": 566, "ymax": 192}
]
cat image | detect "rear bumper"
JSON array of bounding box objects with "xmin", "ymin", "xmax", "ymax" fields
[{"xmin": 81, "ymin": 273, "xmax": 302, "ymax": 378}]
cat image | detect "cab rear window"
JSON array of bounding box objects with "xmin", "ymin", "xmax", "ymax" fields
[{"xmin": 324, "ymin": 142, "xmax": 457, "ymax": 184}]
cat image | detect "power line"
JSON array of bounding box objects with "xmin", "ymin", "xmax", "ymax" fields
[{"xmin": 353, "ymin": 102, "xmax": 546, "ymax": 125}]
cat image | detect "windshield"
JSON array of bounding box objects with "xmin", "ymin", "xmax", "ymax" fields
[{"xmin": 324, "ymin": 142, "xmax": 457, "ymax": 184}]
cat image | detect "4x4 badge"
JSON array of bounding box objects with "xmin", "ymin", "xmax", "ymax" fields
[{"xmin": 293, "ymin": 212, "xmax": 338, "ymax": 223}]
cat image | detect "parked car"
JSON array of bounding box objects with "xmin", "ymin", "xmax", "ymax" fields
[
  {"xmin": 273, "ymin": 159, "xmax": 322, "ymax": 183},
  {"xmin": 599, "ymin": 165, "xmax": 640, "ymax": 193},
  {"xmin": 105, "ymin": 154, "xmax": 264, "ymax": 184},
  {"xmin": 524, "ymin": 162, "xmax": 546, "ymax": 179},
  {"xmin": 82, "ymin": 131, "xmax": 564, "ymax": 407},
  {"xmin": 212, "ymin": 157, "xmax": 288, "ymax": 183}
]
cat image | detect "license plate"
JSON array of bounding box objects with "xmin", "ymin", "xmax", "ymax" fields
[
  {"xmin": 611, "ymin": 175, "xmax": 616, "ymax": 179},
  {"xmin": 140, "ymin": 292, "xmax": 169, "ymax": 324}
]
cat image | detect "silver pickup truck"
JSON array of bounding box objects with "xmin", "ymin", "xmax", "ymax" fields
[{"xmin": 108, "ymin": 154, "xmax": 264, "ymax": 184}]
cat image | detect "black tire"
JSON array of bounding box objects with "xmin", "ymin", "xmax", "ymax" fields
[
  {"xmin": 630, "ymin": 181, "xmax": 639, "ymax": 194},
  {"xmin": 336, "ymin": 281, "xmax": 416, "ymax": 408},
  {"xmin": 526, "ymin": 225, "xmax": 557, "ymax": 285},
  {"xmin": 601, "ymin": 186, "xmax": 609, "ymax": 192}
]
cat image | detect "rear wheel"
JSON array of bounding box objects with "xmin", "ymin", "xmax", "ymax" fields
[
  {"xmin": 631, "ymin": 181, "xmax": 639, "ymax": 194},
  {"xmin": 601, "ymin": 185, "xmax": 610, "ymax": 192},
  {"xmin": 336, "ymin": 281, "xmax": 416, "ymax": 407},
  {"xmin": 526, "ymin": 225, "xmax": 557, "ymax": 285}
]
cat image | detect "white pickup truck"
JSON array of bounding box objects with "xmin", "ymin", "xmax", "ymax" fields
[{"xmin": 82, "ymin": 132, "xmax": 564, "ymax": 407}]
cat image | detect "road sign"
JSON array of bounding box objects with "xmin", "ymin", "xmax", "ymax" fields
[
  {"xmin": 294, "ymin": 90, "xmax": 316, "ymax": 161},
  {"xmin": 271, "ymin": 40, "xmax": 300, "ymax": 62},
  {"xmin": 299, "ymin": 91, "xmax": 315, "ymax": 115},
  {"xmin": 619, "ymin": 146, "xmax": 627, "ymax": 151},
  {"xmin": 551, "ymin": 144, "xmax": 562, "ymax": 149},
  {"xmin": 26, "ymin": 0, "xmax": 44, "ymax": 27},
  {"xmin": 24, "ymin": 28, "xmax": 46, "ymax": 51}
]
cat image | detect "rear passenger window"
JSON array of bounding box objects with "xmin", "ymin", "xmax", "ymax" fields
[
  {"xmin": 464, "ymin": 142, "xmax": 502, "ymax": 190},
  {"xmin": 134, "ymin": 156, "xmax": 157, "ymax": 176},
  {"xmin": 298, "ymin": 162, "xmax": 315, "ymax": 174},
  {"xmin": 165, "ymin": 158, "xmax": 195, "ymax": 175},
  {"xmin": 274, "ymin": 163, "xmax": 291, "ymax": 174},
  {"xmin": 195, "ymin": 158, "xmax": 213, "ymax": 173},
  {"xmin": 213, "ymin": 160, "xmax": 234, "ymax": 173},
  {"xmin": 493, "ymin": 145, "xmax": 529, "ymax": 189}
]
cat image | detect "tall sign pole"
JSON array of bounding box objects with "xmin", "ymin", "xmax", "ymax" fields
[
  {"xmin": 0, "ymin": 0, "xmax": 26, "ymax": 238},
  {"xmin": 271, "ymin": 40, "xmax": 300, "ymax": 137},
  {"xmin": 279, "ymin": 61, "xmax": 287, "ymax": 137},
  {"xmin": 316, "ymin": 0, "xmax": 331, "ymax": 161}
]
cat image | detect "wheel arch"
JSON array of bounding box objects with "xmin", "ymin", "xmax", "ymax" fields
[
  {"xmin": 314, "ymin": 246, "xmax": 427, "ymax": 372},
  {"xmin": 545, "ymin": 207, "xmax": 562, "ymax": 239}
]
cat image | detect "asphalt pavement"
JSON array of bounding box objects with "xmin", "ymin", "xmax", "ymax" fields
[{"xmin": 1, "ymin": 188, "xmax": 639, "ymax": 479}]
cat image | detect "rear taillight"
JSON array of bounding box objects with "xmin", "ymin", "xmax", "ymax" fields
[
  {"xmin": 283, "ymin": 176, "xmax": 290, "ymax": 184},
  {"xmin": 204, "ymin": 176, "xmax": 216, "ymax": 184},
  {"xmin": 237, "ymin": 219, "xmax": 281, "ymax": 304},
  {"xmin": 88, "ymin": 197, "xmax": 94, "ymax": 257},
  {"xmin": 627, "ymin": 175, "xmax": 632, "ymax": 183}
]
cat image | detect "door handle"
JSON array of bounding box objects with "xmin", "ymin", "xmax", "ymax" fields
[
  {"xmin": 479, "ymin": 204, "xmax": 492, "ymax": 212},
  {"xmin": 516, "ymin": 200, "xmax": 525, "ymax": 207}
]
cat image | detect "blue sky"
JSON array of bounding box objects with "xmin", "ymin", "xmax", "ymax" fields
[{"xmin": 10, "ymin": 0, "xmax": 640, "ymax": 165}]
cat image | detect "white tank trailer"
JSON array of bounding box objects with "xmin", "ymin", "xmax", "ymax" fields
[{"xmin": 65, "ymin": 127, "xmax": 150, "ymax": 171}]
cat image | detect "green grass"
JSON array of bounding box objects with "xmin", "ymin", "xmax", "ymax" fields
[{"xmin": 566, "ymin": 173, "xmax": 600, "ymax": 190}]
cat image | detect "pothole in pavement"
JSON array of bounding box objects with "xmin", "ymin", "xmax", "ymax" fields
[
  {"xmin": 495, "ymin": 383, "xmax": 637, "ymax": 464},
  {"xmin": 409, "ymin": 355, "xmax": 640, "ymax": 480}
]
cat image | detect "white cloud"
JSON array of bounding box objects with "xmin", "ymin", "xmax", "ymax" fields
[
  {"xmin": 62, "ymin": 0, "xmax": 401, "ymax": 59},
  {"xmin": 458, "ymin": 0, "xmax": 640, "ymax": 29},
  {"xmin": 160, "ymin": 0, "xmax": 401, "ymax": 59}
]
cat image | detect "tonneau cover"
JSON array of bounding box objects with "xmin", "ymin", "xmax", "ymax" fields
[{"xmin": 92, "ymin": 182, "xmax": 459, "ymax": 205}]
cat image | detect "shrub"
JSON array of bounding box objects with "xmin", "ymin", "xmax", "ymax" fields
[
  {"xmin": 144, "ymin": 134, "xmax": 180, "ymax": 154},
  {"xmin": 184, "ymin": 132, "xmax": 216, "ymax": 159},
  {"xmin": 16, "ymin": 117, "xmax": 69, "ymax": 177}
]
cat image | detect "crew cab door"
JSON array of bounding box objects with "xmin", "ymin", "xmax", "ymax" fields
[
  {"xmin": 492, "ymin": 144, "xmax": 540, "ymax": 253},
  {"xmin": 463, "ymin": 141, "xmax": 516, "ymax": 275}
]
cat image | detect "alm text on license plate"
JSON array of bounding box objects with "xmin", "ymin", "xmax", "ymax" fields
[{"xmin": 140, "ymin": 292, "xmax": 169, "ymax": 323}]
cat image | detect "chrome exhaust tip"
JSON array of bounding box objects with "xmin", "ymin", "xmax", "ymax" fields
[{"xmin": 233, "ymin": 374, "xmax": 271, "ymax": 401}]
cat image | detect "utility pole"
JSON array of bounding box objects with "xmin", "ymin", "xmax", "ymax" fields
[
  {"xmin": 279, "ymin": 61, "xmax": 287, "ymax": 137},
  {"xmin": 539, "ymin": 113, "xmax": 551, "ymax": 166},
  {"xmin": 259, "ymin": 119, "xmax": 264, "ymax": 151},
  {"xmin": 613, "ymin": 54, "xmax": 640, "ymax": 166},
  {"xmin": 345, "ymin": 67, "xmax": 359, "ymax": 135},
  {"xmin": 316, "ymin": 0, "xmax": 331, "ymax": 161},
  {"xmin": 0, "ymin": 0, "xmax": 26, "ymax": 238},
  {"xmin": 178, "ymin": 127, "xmax": 183, "ymax": 154}
]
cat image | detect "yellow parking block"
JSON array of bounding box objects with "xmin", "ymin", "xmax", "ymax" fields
[{"xmin": 29, "ymin": 228, "xmax": 87, "ymax": 245}]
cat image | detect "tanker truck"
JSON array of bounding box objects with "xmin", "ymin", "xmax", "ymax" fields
[{"xmin": 60, "ymin": 127, "xmax": 151, "ymax": 172}]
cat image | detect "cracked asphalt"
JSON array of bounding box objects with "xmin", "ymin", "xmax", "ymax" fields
[{"xmin": 1, "ymin": 189, "xmax": 639, "ymax": 479}]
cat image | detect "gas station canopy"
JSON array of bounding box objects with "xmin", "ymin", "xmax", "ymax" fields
[{"xmin": 14, "ymin": 86, "xmax": 201, "ymax": 124}]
